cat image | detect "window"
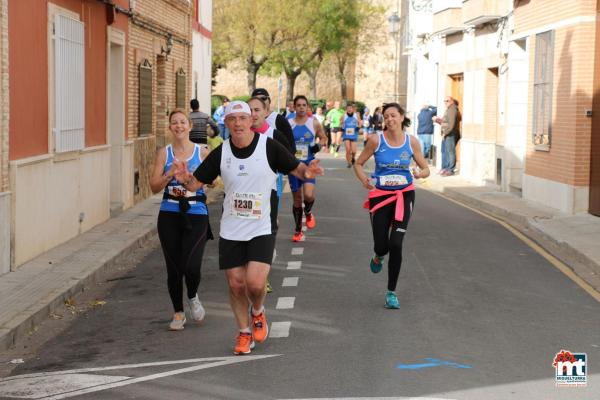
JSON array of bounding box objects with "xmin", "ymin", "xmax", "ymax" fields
[
  {"xmin": 532, "ymin": 30, "xmax": 554, "ymax": 150},
  {"xmin": 138, "ymin": 59, "xmax": 153, "ymax": 136},
  {"xmin": 53, "ymin": 14, "xmax": 85, "ymax": 153},
  {"xmin": 176, "ymin": 68, "xmax": 186, "ymax": 109}
]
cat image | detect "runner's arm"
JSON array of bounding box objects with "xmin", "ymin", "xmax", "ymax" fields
[
  {"xmin": 177, "ymin": 145, "xmax": 221, "ymax": 191},
  {"xmin": 409, "ymin": 135, "xmax": 430, "ymax": 179},
  {"xmin": 313, "ymin": 118, "xmax": 328, "ymax": 148},
  {"xmin": 276, "ymin": 114, "xmax": 296, "ymax": 154},
  {"xmin": 273, "ymin": 129, "xmax": 294, "ymax": 154},
  {"xmin": 149, "ymin": 147, "xmax": 172, "ymax": 194},
  {"xmin": 353, "ymin": 134, "xmax": 378, "ymax": 189}
]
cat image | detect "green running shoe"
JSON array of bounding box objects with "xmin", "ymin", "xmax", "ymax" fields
[
  {"xmin": 385, "ymin": 291, "xmax": 400, "ymax": 309},
  {"xmin": 370, "ymin": 255, "xmax": 383, "ymax": 273}
]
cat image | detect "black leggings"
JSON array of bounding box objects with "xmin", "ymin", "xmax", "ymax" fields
[
  {"xmin": 157, "ymin": 211, "xmax": 209, "ymax": 312},
  {"xmin": 369, "ymin": 190, "xmax": 415, "ymax": 291}
]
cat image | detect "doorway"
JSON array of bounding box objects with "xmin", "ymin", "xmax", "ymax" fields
[
  {"xmin": 449, "ymin": 73, "xmax": 463, "ymax": 171},
  {"xmin": 107, "ymin": 29, "xmax": 125, "ymax": 216}
]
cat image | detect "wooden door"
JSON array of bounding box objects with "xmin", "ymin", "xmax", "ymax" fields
[{"xmin": 450, "ymin": 74, "xmax": 464, "ymax": 170}]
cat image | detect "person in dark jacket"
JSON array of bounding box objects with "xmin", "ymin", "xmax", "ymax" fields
[
  {"xmin": 189, "ymin": 99, "xmax": 220, "ymax": 145},
  {"xmin": 416, "ymin": 103, "xmax": 437, "ymax": 161},
  {"xmin": 369, "ymin": 107, "xmax": 384, "ymax": 134},
  {"xmin": 251, "ymin": 88, "xmax": 296, "ymax": 155}
]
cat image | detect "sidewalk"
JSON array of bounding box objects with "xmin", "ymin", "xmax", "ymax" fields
[
  {"xmin": 1, "ymin": 171, "xmax": 599, "ymax": 352},
  {"xmin": 0, "ymin": 188, "xmax": 223, "ymax": 352},
  {"xmin": 415, "ymin": 172, "xmax": 600, "ymax": 298}
]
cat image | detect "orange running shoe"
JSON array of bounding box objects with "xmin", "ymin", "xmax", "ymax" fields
[
  {"xmin": 251, "ymin": 311, "xmax": 269, "ymax": 343},
  {"xmin": 233, "ymin": 332, "xmax": 255, "ymax": 355},
  {"xmin": 292, "ymin": 231, "xmax": 304, "ymax": 242},
  {"xmin": 305, "ymin": 213, "xmax": 316, "ymax": 229}
]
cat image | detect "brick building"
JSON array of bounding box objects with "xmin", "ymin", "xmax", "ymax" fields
[
  {"xmin": 127, "ymin": 0, "xmax": 193, "ymax": 203},
  {"xmin": 405, "ymin": 0, "xmax": 600, "ymax": 216},
  {"xmin": 6, "ymin": 0, "xmax": 129, "ymax": 269},
  {"xmin": 0, "ymin": 0, "xmax": 9, "ymax": 274}
]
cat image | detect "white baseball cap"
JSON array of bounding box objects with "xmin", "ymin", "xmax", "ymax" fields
[{"xmin": 224, "ymin": 101, "xmax": 251, "ymax": 117}]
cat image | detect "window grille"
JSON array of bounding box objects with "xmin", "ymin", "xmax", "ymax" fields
[
  {"xmin": 176, "ymin": 68, "xmax": 186, "ymax": 109},
  {"xmin": 532, "ymin": 30, "xmax": 554, "ymax": 150},
  {"xmin": 53, "ymin": 14, "xmax": 85, "ymax": 153},
  {"xmin": 139, "ymin": 59, "xmax": 153, "ymax": 136}
]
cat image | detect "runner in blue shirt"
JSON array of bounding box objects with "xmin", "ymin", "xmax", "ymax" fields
[
  {"xmin": 353, "ymin": 102, "xmax": 430, "ymax": 309},
  {"xmin": 341, "ymin": 103, "xmax": 361, "ymax": 168}
]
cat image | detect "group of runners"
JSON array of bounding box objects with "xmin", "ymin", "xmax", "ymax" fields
[{"xmin": 150, "ymin": 89, "xmax": 430, "ymax": 355}]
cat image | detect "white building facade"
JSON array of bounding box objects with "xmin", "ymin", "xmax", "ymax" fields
[{"xmin": 192, "ymin": 0, "xmax": 213, "ymax": 113}]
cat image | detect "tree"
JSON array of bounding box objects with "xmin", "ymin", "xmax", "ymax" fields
[
  {"xmin": 212, "ymin": 0, "xmax": 284, "ymax": 93},
  {"xmin": 264, "ymin": 0, "xmax": 365, "ymax": 101},
  {"xmin": 305, "ymin": 53, "xmax": 324, "ymax": 99},
  {"xmin": 328, "ymin": 0, "xmax": 384, "ymax": 99}
]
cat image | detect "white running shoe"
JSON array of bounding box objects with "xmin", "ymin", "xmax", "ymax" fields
[
  {"xmin": 169, "ymin": 312, "xmax": 186, "ymax": 331},
  {"xmin": 187, "ymin": 294, "xmax": 206, "ymax": 322}
]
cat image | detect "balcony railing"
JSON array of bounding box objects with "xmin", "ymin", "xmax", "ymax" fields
[{"xmin": 462, "ymin": 0, "xmax": 509, "ymax": 26}]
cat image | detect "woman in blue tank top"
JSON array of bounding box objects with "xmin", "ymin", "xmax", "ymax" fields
[
  {"xmin": 150, "ymin": 109, "xmax": 212, "ymax": 331},
  {"xmin": 341, "ymin": 102, "xmax": 361, "ymax": 168},
  {"xmin": 353, "ymin": 103, "xmax": 430, "ymax": 309}
]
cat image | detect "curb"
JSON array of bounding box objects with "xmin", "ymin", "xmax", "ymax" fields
[
  {"xmin": 0, "ymin": 227, "xmax": 158, "ymax": 353},
  {"xmin": 1, "ymin": 187, "xmax": 225, "ymax": 352},
  {"xmin": 441, "ymin": 187, "xmax": 600, "ymax": 294}
]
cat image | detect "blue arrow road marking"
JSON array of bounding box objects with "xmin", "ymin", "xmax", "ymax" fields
[{"xmin": 396, "ymin": 358, "xmax": 472, "ymax": 370}]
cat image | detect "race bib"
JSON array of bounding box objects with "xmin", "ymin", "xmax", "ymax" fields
[
  {"xmin": 295, "ymin": 143, "xmax": 309, "ymax": 159},
  {"xmin": 168, "ymin": 185, "xmax": 196, "ymax": 202},
  {"xmin": 346, "ymin": 128, "xmax": 355, "ymax": 136},
  {"xmin": 379, "ymin": 175, "xmax": 408, "ymax": 187},
  {"xmin": 231, "ymin": 192, "xmax": 263, "ymax": 219}
]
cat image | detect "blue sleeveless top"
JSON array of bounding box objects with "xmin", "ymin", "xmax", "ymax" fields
[
  {"xmin": 342, "ymin": 114, "xmax": 359, "ymax": 140},
  {"xmin": 372, "ymin": 132, "xmax": 414, "ymax": 190},
  {"xmin": 160, "ymin": 144, "xmax": 208, "ymax": 215},
  {"xmin": 290, "ymin": 117, "xmax": 316, "ymax": 162}
]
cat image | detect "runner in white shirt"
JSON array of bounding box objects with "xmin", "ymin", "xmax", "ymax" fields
[{"xmin": 174, "ymin": 101, "xmax": 323, "ymax": 355}]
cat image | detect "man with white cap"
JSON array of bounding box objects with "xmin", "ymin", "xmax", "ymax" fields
[{"xmin": 174, "ymin": 101, "xmax": 323, "ymax": 355}]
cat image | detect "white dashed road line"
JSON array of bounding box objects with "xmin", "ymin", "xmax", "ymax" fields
[
  {"xmin": 291, "ymin": 247, "xmax": 304, "ymax": 255},
  {"xmin": 287, "ymin": 261, "xmax": 302, "ymax": 270},
  {"xmin": 282, "ymin": 277, "xmax": 299, "ymax": 287},
  {"xmin": 276, "ymin": 297, "xmax": 295, "ymax": 310},
  {"xmin": 270, "ymin": 321, "xmax": 291, "ymax": 338}
]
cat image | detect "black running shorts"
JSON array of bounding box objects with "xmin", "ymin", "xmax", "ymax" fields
[{"xmin": 218, "ymin": 234, "xmax": 276, "ymax": 269}]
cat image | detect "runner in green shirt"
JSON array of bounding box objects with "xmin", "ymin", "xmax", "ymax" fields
[{"xmin": 325, "ymin": 101, "xmax": 345, "ymax": 157}]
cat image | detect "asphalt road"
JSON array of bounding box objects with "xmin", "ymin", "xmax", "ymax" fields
[{"xmin": 1, "ymin": 155, "xmax": 599, "ymax": 400}]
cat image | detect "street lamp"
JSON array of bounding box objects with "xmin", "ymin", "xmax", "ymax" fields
[
  {"xmin": 388, "ymin": 12, "xmax": 400, "ymax": 35},
  {"xmin": 388, "ymin": 12, "xmax": 401, "ymax": 102}
]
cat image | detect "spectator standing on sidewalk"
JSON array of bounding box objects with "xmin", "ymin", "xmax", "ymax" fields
[
  {"xmin": 434, "ymin": 97, "xmax": 461, "ymax": 176},
  {"xmin": 189, "ymin": 99, "xmax": 220, "ymax": 145},
  {"xmin": 416, "ymin": 103, "xmax": 437, "ymax": 162}
]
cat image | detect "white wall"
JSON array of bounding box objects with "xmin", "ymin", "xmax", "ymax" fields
[
  {"xmin": 10, "ymin": 148, "xmax": 110, "ymax": 267},
  {"xmin": 192, "ymin": 0, "xmax": 212, "ymax": 113},
  {"xmin": 523, "ymin": 174, "xmax": 589, "ymax": 214},
  {"xmin": 192, "ymin": 32, "xmax": 212, "ymax": 113}
]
